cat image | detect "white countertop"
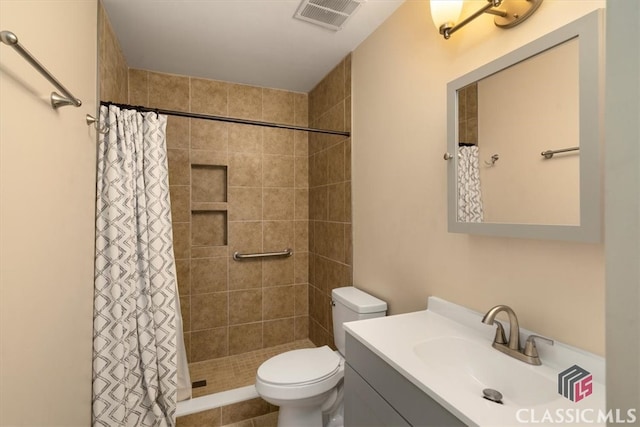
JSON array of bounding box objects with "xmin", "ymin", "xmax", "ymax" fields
[{"xmin": 344, "ymin": 297, "xmax": 607, "ymax": 427}]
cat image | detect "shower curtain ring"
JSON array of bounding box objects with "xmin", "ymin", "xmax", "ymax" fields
[{"xmin": 86, "ymin": 114, "xmax": 108, "ymax": 134}]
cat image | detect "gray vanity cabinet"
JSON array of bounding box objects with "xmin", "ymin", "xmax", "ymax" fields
[{"xmin": 345, "ymin": 333, "xmax": 465, "ymax": 427}]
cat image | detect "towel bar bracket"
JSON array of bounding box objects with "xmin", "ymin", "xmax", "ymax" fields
[{"xmin": 51, "ymin": 92, "xmax": 79, "ymax": 109}]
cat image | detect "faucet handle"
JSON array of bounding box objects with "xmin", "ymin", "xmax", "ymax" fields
[
  {"xmin": 523, "ymin": 335, "xmax": 554, "ymax": 358},
  {"xmin": 493, "ymin": 321, "xmax": 507, "ymax": 345}
]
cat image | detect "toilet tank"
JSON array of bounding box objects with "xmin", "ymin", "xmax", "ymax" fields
[{"xmin": 331, "ymin": 286, "xmax": 387, "ymax": 355}]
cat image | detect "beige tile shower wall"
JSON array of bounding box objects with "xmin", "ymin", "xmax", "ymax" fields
[
  {"xmin": 457, "ymin": 83, "xmax": 477, "ymax": 145},
  {"xmin": 308, "ymin": 55, "xmax": 353, "ymax": 348},
  {"xmin": 128, "ymin": 69, "xmax": 310, "ymax": 362},
  {"xmin": 98, "ymin": 1, "xmax": 128, "ymax": 104}
]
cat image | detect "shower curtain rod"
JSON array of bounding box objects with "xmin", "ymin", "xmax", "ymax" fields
[{"xmin": 99, "ymin": 101, "xmax": 350, "ymax": 137}]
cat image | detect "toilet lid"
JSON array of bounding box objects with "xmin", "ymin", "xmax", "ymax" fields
[{"xmin": 257, "ymin": 346, "xmax": 340, "ymax": 386}]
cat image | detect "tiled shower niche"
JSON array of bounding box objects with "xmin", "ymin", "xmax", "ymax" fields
[
  {"xmin": 192, "ymin": 165, "xmax": 227, "ymax": 203},
  {"xmin": 191, "ymin": 164, "xmax": 228, "ymax": 247},
  {"xmin": 191, "ymin": 211, "xmax": 227, "ymax": 247}
]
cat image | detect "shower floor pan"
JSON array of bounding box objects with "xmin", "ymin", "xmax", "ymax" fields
[{"xmin": 177, "ymin": 339, "xmax": 315, "ymax": 418}]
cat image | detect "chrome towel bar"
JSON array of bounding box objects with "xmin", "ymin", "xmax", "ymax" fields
[
  {"xmin": 0, "ymin": 30, "xmax": 82, "ymax": 109},
  {"xmin": 541, "ymin": 147, "xmax": 579, "ymax": 159},
  {"xmin": 233, "ymin": 248, "xmax": 292, "ymax": 261}
]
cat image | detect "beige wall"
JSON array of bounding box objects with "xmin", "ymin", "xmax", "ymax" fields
[
  {"xmin": 352, "ymin": 0, "xmax": 605, "ymax": 355},
  {"xmin": 308, "ymin": 56, "xmax": 353, "ymax": 348},
  {"xmin": 0, "ymin": 1, "xmax": 97, "ymax": 425},
  {"xmin": 127, "ymin": 69, "xmax": 310, "ymax": 363}
]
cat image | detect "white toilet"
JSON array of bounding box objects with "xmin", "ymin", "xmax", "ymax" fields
[{"xmin": 255, "ymin": 286, "xmax": 387, "ymax": 427}]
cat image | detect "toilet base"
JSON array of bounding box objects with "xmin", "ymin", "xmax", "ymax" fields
[
  {"xmin": 274, "ymin": 392, "xmax": 344, "ymax": 427},
  {"xmin": 277, "ymin": 405, "xmax": 323, "ymax": 427},
  {"xmin": 324, "ymin": 402, "xmax": 344, "ymax": 427}
]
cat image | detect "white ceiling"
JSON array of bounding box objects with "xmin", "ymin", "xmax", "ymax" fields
[{"xmin": 102, "ymin": 0, "xmax": 405, "ymax": 93}]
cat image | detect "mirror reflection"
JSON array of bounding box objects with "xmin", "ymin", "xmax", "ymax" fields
[{"xmin": 456, "ymin": 38, "xmax": 580, "ymax": 225}]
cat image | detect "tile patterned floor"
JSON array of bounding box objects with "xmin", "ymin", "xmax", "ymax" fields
[{"xmin": 189, "ymin": 339, "xmax": 316, "ymax": 398}]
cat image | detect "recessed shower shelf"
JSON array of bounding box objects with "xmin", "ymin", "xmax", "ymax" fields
[
  {"xmin": 191, "ymin": 210, "xmax": 227, "ymax": 247},
  {"xmin": 191, "ymin": 164, "xmax": 227, "ymax": 204},
  {"xmin": 192, "ymin": 202, "xmax": 228, "ymax": 212}
]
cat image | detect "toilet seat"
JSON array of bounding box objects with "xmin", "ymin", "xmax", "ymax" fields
[
  {"xmin": 258, "ymin": 346, "xmax": 340, "ymax": 386},
  {"xmin": 255, "ymin": 346, "xmax": 344, "ymax": 401}
]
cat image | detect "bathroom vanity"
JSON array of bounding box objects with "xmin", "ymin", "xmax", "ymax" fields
[{"xmin": 343, "ymin": 297, "xmax": 606, "ymax": 427}]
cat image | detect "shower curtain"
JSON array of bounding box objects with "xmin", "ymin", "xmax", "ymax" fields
[
  {"xmin": 457, "ymin": 145, "xmax": 484, "ymax": 222},
  {"xmin": 92, "ymin": 105, "xmax": 190, "ymax": 427}
]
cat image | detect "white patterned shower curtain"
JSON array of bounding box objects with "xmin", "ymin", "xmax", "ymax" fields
[
  {"xmin": 92, "ymin": 105, "xmax": 190, "ymax": 427},
  {"xmin": 457, "ymin": 145, "xmax": 484, "ymax": 222}
]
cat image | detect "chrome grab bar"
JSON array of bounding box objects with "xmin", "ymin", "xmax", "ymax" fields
[
  {"xmin": 541, "ymin": 147, "xmax": 579, "ymax": 159},
  {"xmin": 233, "ymin": 248, "xmax": 292, "ymax": 261},
  {"xmin": 0, "ymin": 30, "xmax": 82, "ymax": 109}
]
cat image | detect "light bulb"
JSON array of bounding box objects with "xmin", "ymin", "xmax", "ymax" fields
[{"xmin": 430, "ymin": 0, "xmax": 463, "ymax": 31}]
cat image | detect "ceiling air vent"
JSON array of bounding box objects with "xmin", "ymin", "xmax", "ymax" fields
[{"xmin": 294, "ymin": 0, "xmax": 366, "ymax": 31}]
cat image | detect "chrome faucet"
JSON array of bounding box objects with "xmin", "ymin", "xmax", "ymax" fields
[{"xmin": 481, "ymin": 304, "xmax": 553, "ymax": 365}]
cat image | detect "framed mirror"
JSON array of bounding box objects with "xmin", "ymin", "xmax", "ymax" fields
[{"xmin": 446, "ymin": 9, "xmax": 603, "ymax": 242}]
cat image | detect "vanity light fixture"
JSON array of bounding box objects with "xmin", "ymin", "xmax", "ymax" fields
[{"xmin": 431, "ymin": 0, "xmax": 543, "ymax": 40}]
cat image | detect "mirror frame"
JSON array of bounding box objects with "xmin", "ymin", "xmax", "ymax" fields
[{"xmin": 446, "ymin": 9, "xmax": 604, "ymax": 242}]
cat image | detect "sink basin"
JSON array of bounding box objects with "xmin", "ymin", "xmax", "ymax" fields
[{"xmin": 413, "ymin": 336, "xmax": 560, "ymax": 407}]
